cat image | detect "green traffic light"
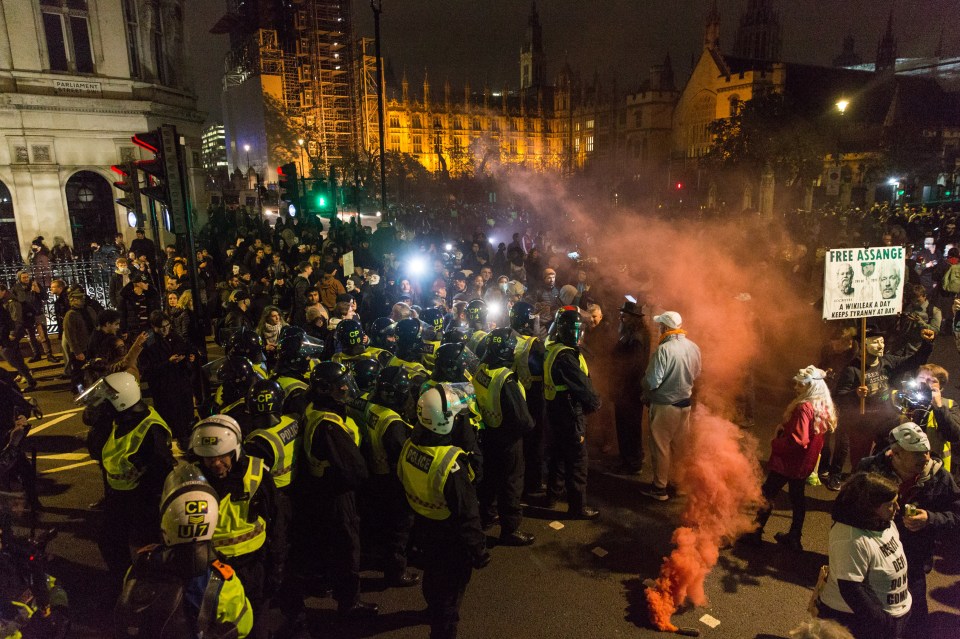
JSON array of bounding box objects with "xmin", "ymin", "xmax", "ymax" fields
[
  {"xmin": 946, "ymin": 191, "xmax": 953, "ymax": 197},
  {"xmin": 317, "ymin": 195, "xmax": 326, "ymax": 207}
]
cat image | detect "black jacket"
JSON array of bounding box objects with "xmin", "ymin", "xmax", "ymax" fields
[
  {"xmin": 858, "ymin": 449, "xmax": 960, "ymax": 573},
  {"xmin": 545, "ymin": 348, "xmax": 602, "ymax": 437},
  {"xmin": 117, "ymin": 283, "xmax": 160, "ymax": 335}
]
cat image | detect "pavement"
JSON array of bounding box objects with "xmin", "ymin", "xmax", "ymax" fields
[{"xmin": 5, "ymin": 335, "xmax": 960, "ymax": 638}]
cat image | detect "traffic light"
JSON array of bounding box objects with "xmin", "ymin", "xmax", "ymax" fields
[
  {"xmin": 111, "ymin": 162, "xmax": 143, "ymax": 228},
  {"xmin": 277, "ymin": 163, "xmax": 299, "ymax": 211},
  {"xmin": 675, "ymin": 182, "xmax": 683, "ymax": 190},
  {"xmin": 132, "ymin": 126, "xmax": 188, "ymax": 233},
  {"xmin": 310, "ymin": 180, "xmax": 336, "ymax": 217},
  {"xmin": 132, "ymin": 130, "xmax": 169, "ymax": 205}
]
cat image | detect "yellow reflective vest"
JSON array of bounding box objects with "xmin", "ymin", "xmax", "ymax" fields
[
  {"xmin": 512, "ymin": 334, "xmax": 541, "ymax": 390},
  {"xmin": 397, "ymin": 440, "xmax": 473, "ymax": 520},
  {"xmin": 332, "ymin": 346, "xmax": 392, "ymax": 366},
  {"xmin": 244, "ymin": 415, "xmax": 300, "ymax": 489},
  {"xmin": 543, "ymin": 343, "xmax": 589, "ymax": 400},
  {"xmin": 466, "ymin": 330, "xmax": 488, "ymax": 355},
  {"xmin": 302, "ymin": 408, "xmax": 362, "ymax": 478},
  {"xmin": 421, "ymin": 340, "xmax": 441, "ymax": 369},
  {"xmin": 388, "ymin": 355, "xmax": 431, "ymax": 381},
  {"xmin": 928, "ymin": 398, "xmax": 954, "ymax": 472},
  {"xmin": 472, "ymin": 364, "xmax": 525, "ymax": 429},
  {"xmin": 212, "ymin": 457, "xmax": 267, "ymax": 558},
  {"xmin": 364, "ymin": 403, "xmax": 412, "ymax": 475},
  {"xmin": 102, "ymin": 407, "xmax": 172, "ymax": 491}
]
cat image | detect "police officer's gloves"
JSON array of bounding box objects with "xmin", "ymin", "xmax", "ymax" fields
[{"xmin": 473, "ymin": 549, "xmax": 491, "ymax": 569}]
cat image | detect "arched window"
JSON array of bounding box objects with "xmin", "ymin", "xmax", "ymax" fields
[
  {"xmin": 66, "ymin": 171, "xmax": 117, "ymax": 251},
  {"xmin": 0, "ymin": 180, "xmax": 19, "ymax": 262}
]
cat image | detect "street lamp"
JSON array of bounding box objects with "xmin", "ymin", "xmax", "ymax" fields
[
  {"xmin": 371, "ymin": 0, "xmax": 388, "ymax": 218},
  {"xmin": 297, "ymin": 138, "xmax": 308, "ymax": 200},
  {"xmin": 835, "ymin": 99, "xmax": 849, "ymax": 114},
  {"xmin": 243, "ymin": 144, "xmax": 251, "ymax": 171}
]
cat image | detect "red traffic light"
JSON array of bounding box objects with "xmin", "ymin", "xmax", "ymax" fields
[
  {"xmin": 132, "ymin": 131, "xmax": 162, "ymax": 154},
  {"xmin": 675, "ymin": 182, "xmax": 683, "ymax": 190}
]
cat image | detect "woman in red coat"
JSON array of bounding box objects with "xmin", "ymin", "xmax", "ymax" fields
[{"xmin": 746, "ymin": 365, "xmax": 838, "ymax": 551}]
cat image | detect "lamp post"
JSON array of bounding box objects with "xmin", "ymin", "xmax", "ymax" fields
[
  {"xmin": 371, "ymin": 0, "xmax": 388, "ymax": 219},
  {"xmin": 298, "ymin": 138, "xmax": 308, "ymax": 202},
  {"xmin": 243, "ymin": 143, "xmax": 251, "ymax": 171}
]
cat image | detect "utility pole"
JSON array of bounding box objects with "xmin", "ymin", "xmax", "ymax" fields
[{"xmin": 372, "ymin": 0, "xmax": 388, "ymax": 219}]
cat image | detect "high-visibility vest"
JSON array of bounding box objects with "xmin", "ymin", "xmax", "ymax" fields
[
  {"xmin": 466, "ymin": 330, "xmax": 488, "ymax": 355},
  {"xmin": 302, "ymin": 408, "xmax": 361, "ymax": 478},
  {"xmin": 512, "ymin": 334, "xmax": 542, "ymax": 389},
  {"xmin": 543, "ymin": 343, "xmax": 589, "ymax": 400},
  {"xmin": 244, "ymin": 415, "xmax": 300, "ymax": 489},
  {"xmin": 928, "ymin": 398, "xmax": 954, "ymax": 472},
  {"xmin": 420, "ymin": 380, "xmax": 484, "ymax": 431},
  {"xmin": 388, "ymin": 355, "xmax": 431, "ymax": 381},
  {"xmin": 275, "ymin": 375, "xmax": 308, "ymax": 397},
  {"xmin": 102, "ymin": 407, "xmax": 172, "ymax": 491},
  {"xmin": 212, "ymin": 457, "xmax": 267, "ymax": 558},
  {"xmin": 332, "ymin": 346, "xmax": 392, "ymax": 366},
  {"xmin": 364, "ymin": 403, "xmax": 412, "ymax": 475},
  {"xmin": 397, "ymin": 440, "xmax": 472, "ymax": 520},
  {"xmin": 472, "ymin": 364, "xmax": 524, "ymax": 429},
  {"xmin": 421, "ymin": 340, "xmax": 441, "ymax": 368}
]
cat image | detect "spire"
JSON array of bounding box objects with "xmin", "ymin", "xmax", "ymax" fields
[
  {"xmin": 832, "ymin": 33, "xmax": 862, "ymax": 68},
  {"xmin": 662, "ymin": 52, "xmax": 675, "ymax": 91},
  {"xmin": 520, "ymin": 0, "xmax": 545, "ymax": 90},
  {"xmin": 733, "ymin": 0, "xmax": 782, "ymax": 61},
  {"xmin": 704, "ymin": 0, "xmax": 721, "ymax": 51},
  {"xmin": 423, "ymin": 68, "xmax": 430, "ymax": 105},
  {"xmin": 401, "ymin": 68, "xmax": 409, "ymax": 103},
  {"xmin": 875, "ymin": 10, "xmax": 897, "ymax": 73}
]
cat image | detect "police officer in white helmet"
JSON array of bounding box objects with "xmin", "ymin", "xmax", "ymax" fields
[
  {"xmin": 398, "ymin": 383, "xmax": 489, "ymax": 639},
  {"xmin": 77, "ymin": 371, "xmax": 174, "ymax": 583},
  {"xmin": 190, "ymin": 415, "xmax": 286, "ymax": 639},
  {"xmin": 114, "ymin": 463, "xmax": 254, "ymax": 638}
]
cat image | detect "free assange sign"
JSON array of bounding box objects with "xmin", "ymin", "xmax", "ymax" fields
[{"xmin": 822, "ymin": 246, "xmax": 905, "ymax": 320}]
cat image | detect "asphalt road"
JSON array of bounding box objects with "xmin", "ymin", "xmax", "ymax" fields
[{"xmin": 7, "ymin": 336, "xmax": 960, "ymax": 639}]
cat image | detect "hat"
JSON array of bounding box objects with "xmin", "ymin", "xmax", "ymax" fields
[
  {"xmin": 619, "ymin": 296, "xmax": 643, "ymax": 317},
  {"xmin": 68, "ymin": 289, "xmax": 85, "ymax": 300},
  {"xmin": 505, "ymin": 280, "xmax": 526, "ymax": 297},
  {"xmin": 653, "ymin": 311, "xmax": 682, "ymax": 329},
  {"xmin": 336, "ymin": 293, "xmax": 353, "ymax": 304},
  {"xmin": 542, "ymin": 267, "xmax": 556, "ymax": 277},
  {"xmin": 228, "ymin": 289, "xmax": 250, "ymax": 303},
  {"xmin": 129, "ymin": 272, "xmax": 149, "ymax": 284},
  {"xmin": 31, "ymin": 236, "xmax": 44, "ymax": 246},
  {"xmin": 306, "ymin": 306, "xmax": 326, "ymax": 323},
  {"xmin": 890, "ymin": 422, "xmax": 930, "ymax": 453},
  {"xmin": 864, "ymin": 324, "xmax": 885, "ymax": 339},
  {"xmin": 453, "ymin": 271, "xmax": 468, "ymax": 282},
  {"xmin": 793, "ymin": 365, "xmax": 826, "ymax": 383},
  {"xmin": 558, "ymin": 285, "xmax": 578, "ymax": 306}
]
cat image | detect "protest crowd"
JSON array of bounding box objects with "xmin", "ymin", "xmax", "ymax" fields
[{"xmin": 1, "ymin": 198, "xmax": 959, "ymax": 639}]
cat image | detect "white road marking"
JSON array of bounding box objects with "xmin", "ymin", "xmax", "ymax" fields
[
  {"xmin": 28, "ymin": 413, "xmax": 79, "ymax": 436},
  {"xmin": 40, "ymin": 460, "xmax": 98, "ymax": 474},
  {"xmin": 34, "ymin": 407, "xmax": 84, "ymax": 419},
  {"xmin": 37, "ymin": 452, "xmax": 89, "ymax": 461}
]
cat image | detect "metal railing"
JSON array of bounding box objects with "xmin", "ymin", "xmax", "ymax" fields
[{"xmin": 0, "ymin": 258, "xmax": 114, "ymax": 334}]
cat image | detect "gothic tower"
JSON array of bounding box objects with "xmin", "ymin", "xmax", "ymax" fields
[
  {"xmin": 704, "ymin": 0, "xmax": 721, "ymax": 51},
  {"xmin": 520, "ymin": 1, "xmax": 545, "ymax": 90},
  {"xmin": 733, "ymin": 0, "xmax": 782, "ymax": 61},
  {"xmin": 875, "ymin": 11, "xmax": 897, "ymax": 73},
  {"xmin": 832, "ymin": 34, "xmax": 863, "ymax": 68}
]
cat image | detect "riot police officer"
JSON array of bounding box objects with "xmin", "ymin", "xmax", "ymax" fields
[
  {"xmin": 270, "ymin": 326, "xmax": 317, "ymax": 415},
  {"xmin": 543, "ymin": 307, "xmax": 602, "ymax": 519},
  {"xmin": 472, "ymin": 328, "xmax": 535, "ymax": 545},
  {"xmin": 239, "ymin": 379, "xmax": 300, "ymax": 494},
  {"xmin": 398, "ymin": 384, "xmax": 489, "ymax": 639},
  {"xmin": 509, "ymin": 302, "xmax": 548, "ymax": 497},
  {"xmin": 360, "ymin": 366, "xmax": 419, "ymax": 586},
  {"xmin": 299, "ymin": 362, "xmax": 377, "ymax": 618},
  {"xmin": 190, "ymin": 415, "xmax": 286, "ymax": 639},
  {"xmin": 114, "ymin": 463, "xmax": 254, "ymax": 638},
  {"xmin": 208, "ymin": 355, "xmax": 261, "ymax": 416},
  {"xmin": 390, "ymin": 318, "xmax": 431, "ymax": 388},
  {"xmin": 332, "ymin": 319, "xmax": 393, "ymax": 367},
  {"xmin": 77, "ymin": 371, "xmax": 175, "ymax": 580},
  {"xmin": 420, "ymin": 307, "xmax": 446, "ymax": 369},
  {"xmin": 464, "ymin": 300, "xmax": 490, "ymax": 358},
  {"xmin": 368, "ymin": 317, "xmax": 398, "ymax": 353},
  {"xmin": 225, "ymin": 328, "xmax": 268, "ymax": 378}
]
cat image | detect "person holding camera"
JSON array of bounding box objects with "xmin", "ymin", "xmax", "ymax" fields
[{"xmin": 892, "ymin": 364, "xmax": 960, "ymax": 477}]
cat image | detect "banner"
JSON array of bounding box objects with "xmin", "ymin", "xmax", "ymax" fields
[
  {"xmin": 822, "ymin": 246, "xmax": 905, "ymax": 320},
  {"xmin": 342, "ymin": 250, "xmax": 354, "ymax": 277}
]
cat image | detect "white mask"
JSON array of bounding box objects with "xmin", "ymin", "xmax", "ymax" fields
[{"xmin": 368, "ymin": 274, "xmax": 380, "ymax": 286}]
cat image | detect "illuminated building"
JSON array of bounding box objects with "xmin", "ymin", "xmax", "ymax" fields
[
  {"xmin": 213, "ymin": 0, "xmax": 355, "ymax": 177},
  {"xmin": 202, "ymin": 123, "xmax": 229, "ymax": 178},
  {"xmin": 0, "ymin": 0, "xmax": 204, "ymax": 260}
]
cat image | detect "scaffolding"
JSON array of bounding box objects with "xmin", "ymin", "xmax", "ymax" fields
[{"xmin": 354, "ymin": 37, "xmax": 381, "ymax": 159}]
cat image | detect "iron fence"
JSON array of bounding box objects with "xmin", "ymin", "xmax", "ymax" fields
[{"xmin": 0, "ymin": 258, "xmax": 113, "ymax": 334}]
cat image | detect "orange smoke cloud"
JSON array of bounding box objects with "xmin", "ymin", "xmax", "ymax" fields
[{"xmin": 498, "ymin": 169, "xmax": 818, "ymax": 630}]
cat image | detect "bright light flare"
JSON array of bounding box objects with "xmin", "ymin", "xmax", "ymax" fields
[
  {"xmin": 407, "ymin": 255, "xmax": 428, "ymax": 277},
  {"xmin": 487, "ymin": 301, "xmax": 503, "ymax": 318},
  {"xmin": 888, "ymin": 178, "xmax": 900, "ymax": 186},
  {"xmin": 444, "ymin": 243, "xmax": 453, "ymax": 251},
  {"xmin": 836, "ymin": 99, "xmax": 849, "ymax": 113}
]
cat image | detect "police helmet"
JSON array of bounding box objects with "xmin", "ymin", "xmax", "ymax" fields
[
  {"xmin": 190, "ymin": 414, "xmax": 244, "ymax": 461},
  {"xmin": 371, "ymin": 366, "xmax": 411, "ymax": 410},
  {"xmin": 159, "ymin": 464, "xmax": 219, "ymax": 546},
  {"xmin": 369, "ymin": 317, "xmax": 397, "ymax": 352},
  {"xmin": 225, "ymin": 328, "xmax": 265, "ymax": 364},
  {"xmin": 420, "ymin": 307, "xmax": 446, "ymax": 336},
  {"xmin": 76, "ymin": 371, "xmax": 141, "ymax": 411},
  {"xmin": 442, "ymin": 327, "xmax": 468, "ymax": 345},
  {"xmin": 484, "ymin": 327, "xmax": 518, "ymax": 366},
  {"xmin": 245, "ymin": 378, "xmax": 285, "ymax": 416},
  {"xmin": 417, "ymin": 384, "xmax": 474, "ymax": 435},
  {"xmin": 310, "ymin": 361, "xmax": 360, "ymax": 404},
  {"xmin": 510, "ymin": 301, "xmax": 538, "ymax": 334},
  {"xmin": 551, "ymin": 306, "xmax": 583, "ymax": 347},
  {"xmin": 217, "ymin": 355, "xmax": 256, "ymax": 390},
  {"xmin": 348, "ymin": 357, "xmax": 382, "ymax": 393},
  {"xmin": 432, "ymin": 342, "xmax": 470, "ymax": 382},
  {"xmin": 395, "ymin": 318, "xmax": 424, "ymax": 357},
  {"xmin": 466, "ymin": 299, "xmax": 488, "ymax": 327},
  {"xmin": 335, "ymin": 319, "xmax": 365, "ymax": 353}
]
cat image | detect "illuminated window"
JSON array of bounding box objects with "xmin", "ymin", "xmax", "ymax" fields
[
  {"xmin": 412, "ymin": 115, "xmax": 422, "ymax": 129},
  {"xmin": 586, "ymin": 135, "xmax": 594, "ymax": 152},
  {"xmin": 389, "ymin": 135, "xmax": 400, "ymax": 151},
  {"xmin": 473, "ymin": 117, "xmax": 481, "ymax": 130},
  {"xmin": 413, "ymin": 135, "xmax": 422, "ymax": 153},
  {"xmin": 586, "ymin": 119, "xmax": 594, "ymax": 129},
  {"xmin": 574, "ymin": 139, "xmax": 580, "ymax": 153},
  {"xmin": 389, "ymin": 115, "xmax": 400, "ymax": 128}
]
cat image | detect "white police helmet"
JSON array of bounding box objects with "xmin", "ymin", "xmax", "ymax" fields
[
  {"xmin": 417, "ymin": 383, "xmax": 475, "ymax": 435},
  {"xmin": 190, "ymin": 415, "xmax": 243, "ymax": 460},
  {"xmin": 75, "ymin": 371, "xmax": 141, "ymax": 411},
  {"xmin": 159, "ymin": 463, "xmax": 219, "ymax": 546}
]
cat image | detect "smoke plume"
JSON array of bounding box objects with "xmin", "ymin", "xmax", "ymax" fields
[{"xmin": 499, "ymin": 168, "xmax": 819, "ymax": 629}]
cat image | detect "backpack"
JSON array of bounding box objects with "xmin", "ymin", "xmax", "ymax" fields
[
  {"xmin": 114, "ymin": 560, "xmax": 194, "ymax": 639},
  {"xmin": 943, "ymin": 263, "xmax": 960, "ymax": 294}
]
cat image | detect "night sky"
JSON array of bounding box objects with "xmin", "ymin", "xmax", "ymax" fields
[{"xmin": 185, "ymin": 0, "xmax": 958, "ymax": 126}]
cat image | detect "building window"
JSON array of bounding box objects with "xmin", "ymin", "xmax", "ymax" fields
[
  {"xmin": 586, "ymin": 119, "xmax": 594, "ymax": 129},
  {"xmin": 413, "ymin": 135, "xmax": 423, "ymax": 154},
  {"xmin": 121, "ymin": 0, "xmax": 141, "ymax": 78},
  {"xmin": 412, "ymin": 115, "xmax": 422, "ymax": 129},
  {"xmin": 509, "ymin": 140, "xmax": 518, "ymax": 155},
  {"xmin": 473, "ymin": 117, "xmax": 481, "ymax": 130},
  {"xmin": 389, "ymin": 135, "xmax": 400, "ymax": 151},
  {"xmin": 41, "ymin": 1, "xmax": 94, "ymax": 74},
  {"xmin": 389, "ymin": 115, "xmax": 400, "ymax": 128},
  {"xmin": 574, "ymin": 139, "xmax": 580, "ymax": 153},
  {"xmin": 586, "ymin": 135, "xmax": 594, "ymax": 153}
]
